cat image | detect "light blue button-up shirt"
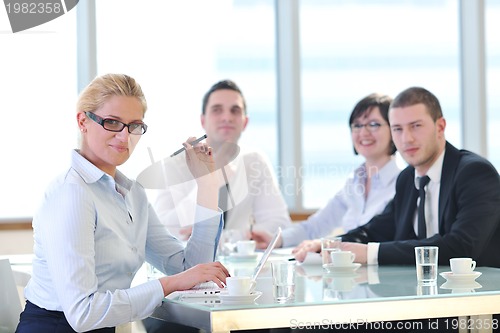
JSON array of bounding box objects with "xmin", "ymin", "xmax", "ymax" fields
[
  {"xmin": 24, "ymin": 150, "xmax": 222, "ymax": 331},
  {"xmin": 282, "ymin": 159, "xmax": 401, "ymax": 247}
]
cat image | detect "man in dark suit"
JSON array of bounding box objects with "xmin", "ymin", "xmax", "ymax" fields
[{"xmin": 340, "ymin": 86, "xmax": 500, "ymax": 267}]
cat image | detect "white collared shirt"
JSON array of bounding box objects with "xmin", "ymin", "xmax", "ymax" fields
[
  {"xmin": 153, "ymin": 147, "xmax": 292, "ymax": 237},
  {"xmin": 281, "ymin": 159, "xmax": 401, "ymax": 247},
  {"xmin": 25, "ymin": 150, "xmax": 222, "ymax": 331}
]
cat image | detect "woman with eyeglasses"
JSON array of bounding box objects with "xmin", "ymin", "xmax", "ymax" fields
[
  {"xmin": 16, "ymin": 74, "xmax": 229, "ymax": 333},
  {"xmin": 252, "ymin": 93, "xmax": 402, "ymax": 261}
]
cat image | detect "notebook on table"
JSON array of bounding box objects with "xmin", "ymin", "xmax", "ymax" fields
[{"xmin": 168, "ymin": 227, "xmax": 282, "ymax": 299}]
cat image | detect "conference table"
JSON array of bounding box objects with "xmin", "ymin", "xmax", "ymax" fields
[{"xmin": 151, "ymin": 253, "xmax": 500, "ymax": 333}]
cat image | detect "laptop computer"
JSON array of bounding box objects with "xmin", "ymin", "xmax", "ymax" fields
[
  {"xmin": 0, "ymin": 258, "xmax": 23, "ymax": 332},
  {"xmin": 249, "ymin": 226, "xmax": 282, "ymax": 283},
  {"xmin": 171, "ymin": 227, "xmax": 282, "ymax": 298}
]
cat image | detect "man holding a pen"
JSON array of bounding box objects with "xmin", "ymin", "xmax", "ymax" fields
[{"xmin": 153, "ymin": 79, "xmax": 291, "ymax": 241}]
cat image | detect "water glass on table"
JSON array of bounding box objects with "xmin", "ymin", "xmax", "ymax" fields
[
  {"xmin": 271, "ymin": 261, "xmax": 296, "ymax": 303},
  {"xmin": 321, "ymin": 236, "xmax": 342, "ymax": 267},
  {"xmin": 414, "ymin": 246, "xmax": 439, "ymax": 285}
]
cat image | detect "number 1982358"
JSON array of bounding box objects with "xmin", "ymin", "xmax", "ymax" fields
[
  {"xmin": 444, "ymin": 318, "xmax": 498, "ymax": 330},
  {"xmin": 6, "ymin": 2, "xmax": 63, "ymax": 14}
]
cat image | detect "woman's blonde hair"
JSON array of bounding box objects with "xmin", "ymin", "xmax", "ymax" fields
[{"xmin": 77, "ymin": 73, "xmax": 147, "ymax": 114}]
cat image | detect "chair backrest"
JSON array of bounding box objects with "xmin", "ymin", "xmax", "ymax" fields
[{"xmin": 0, "ymin": 258, "xmax": 22, "ymax": 333}]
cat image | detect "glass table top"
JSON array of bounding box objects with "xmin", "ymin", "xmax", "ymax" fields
[{"xmin": 165, "ymin": 258, "xmax": 500, "ymax": 311}]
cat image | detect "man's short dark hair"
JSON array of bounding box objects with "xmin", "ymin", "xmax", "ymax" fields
[
  {"xmin": 202, "ymin": 79, "xmax": 246, "ymax": 115},
  {"xmin": 390, "ymin": 87, "xmax": 443, "ymax": 121}
]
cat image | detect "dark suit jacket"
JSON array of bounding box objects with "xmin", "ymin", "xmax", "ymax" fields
[{"xmin": 341, "ymin": 142, "xmax": 500, "ymax": 267}]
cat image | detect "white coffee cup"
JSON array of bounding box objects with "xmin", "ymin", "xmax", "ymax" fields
[
  {"xmin": 236, "ymin": 240, "xmax": 256, "ymax": 255},
  {"xmin": 226, "ymin": 276, "xmax": 256, "ymax": 296},
  {"xmin": 450, "ymin": 257, "xmax": 476, "ymax": 274},
  {"xmin": 320, "ymin": 236, "xmax": 342, "ymax": 266},
  {"xmin": 330, "ymin": 251, "xmax": 355, "ymax": 267}
]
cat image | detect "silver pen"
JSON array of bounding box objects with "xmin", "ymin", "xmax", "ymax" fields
[{"xmin": 170, "ymin": 134, "xmax": 208, "ymax": 157}]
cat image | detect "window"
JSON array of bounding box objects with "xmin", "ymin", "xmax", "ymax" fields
[
  {"xmin": 486, "ymin": 0, "xmax": 500, "ymax": 170},
  {"xmin": 0, "ymin": 11, "xmax": 77, "ymax": 218},
  {"xmin": 299, "ymin": 0, "xmax": 461, "ymax": 208},
  {"xmin": 1, "ymin": 1, "xmax": 495, "ymax": 220},
  {"xmin": 95, "ymin": 0, "xmax": 277, "ymax": 179}
]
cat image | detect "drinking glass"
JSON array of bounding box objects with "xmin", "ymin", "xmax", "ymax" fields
[
  {"xmin": 321, "ymin": 236, "xmax": 342, "ymax": 267},
  {"xmin": 271, "ymin": 261, "xmax": 296, "ymax": 303},
  {"xmin": 414, "ymin": 246, "xmax": 439, "ymax": 285}
]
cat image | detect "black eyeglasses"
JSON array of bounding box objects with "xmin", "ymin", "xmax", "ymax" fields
[
  {"xmin": 350, "ymin": 121, "xmax": 386, "ymax": 133},
  {"xmin": 85, "ymin": 112, "xmax": 148, "ymax": 135}
]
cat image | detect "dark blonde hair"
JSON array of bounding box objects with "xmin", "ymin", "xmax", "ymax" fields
[{"xmin": 77, "ymin": 74, "xmax": 147, "ymax": 114}]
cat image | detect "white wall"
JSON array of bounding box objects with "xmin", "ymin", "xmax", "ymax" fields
[{"xmin": 0, "ymin": 230, "xmax": 34, "ymax": 255}]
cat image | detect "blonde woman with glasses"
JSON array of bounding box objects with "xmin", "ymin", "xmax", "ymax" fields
[{"xmin": 16, "ymin": 74, "xmax": 229, "ymax": 333}]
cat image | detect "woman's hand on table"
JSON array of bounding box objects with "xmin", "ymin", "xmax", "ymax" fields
[{"xmin": 159, "ymin": 262, "xmax": 230, "ymax": 297}]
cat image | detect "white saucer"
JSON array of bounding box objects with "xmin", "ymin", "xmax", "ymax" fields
[
  {"xmin": 322, "ymin": 263, "xmax": 361, "ymax": 275},
  {"xmin": 440, "ymin": 271, "xmax": 482, "ymax": 283},
  {"xmin": 228, "ymin": 253, "xmax": 259, "ymax": 260},
  {"xmin": 440, "ymin": 280, "xmax": 482, "ymax": 293},
  {"xmin": 218, "ymin": 291, "xmax": 262, "ymax": 304}
]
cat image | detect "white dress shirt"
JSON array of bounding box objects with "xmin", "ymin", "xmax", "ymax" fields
[
  {"xmin": 153, "ymin": 148, "xmax": 292, "ymax": 238},
  {"xmin": 24, "ymin": 150, "xmax": 222, "ymax": 331},
  {"xmin": 281, "ymin": 159, "xmax": 401, "ymax": 247},
  {"xmin": 367, "ymin": 150, "xmax": 444, "ymax": 265}
]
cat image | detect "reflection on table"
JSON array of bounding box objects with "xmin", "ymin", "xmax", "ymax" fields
[{"xmin": 152, "ymin": 253, "xmax": 500, "ymax": 333}]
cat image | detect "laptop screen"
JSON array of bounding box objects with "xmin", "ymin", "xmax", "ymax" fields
[
  {"xmin": 251, "ymin": 227, "xmax": 282, "ymax": 282},
  {"xmin": 171, "ymin": 227, "xmax": 283, "ymax": 299}
]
